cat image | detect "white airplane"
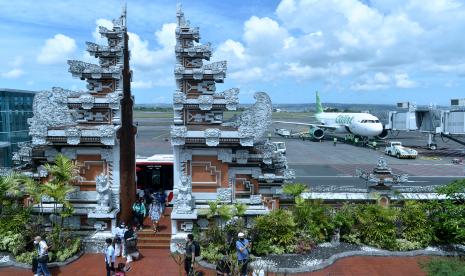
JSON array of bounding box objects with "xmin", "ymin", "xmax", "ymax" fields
[{"xmin": 275, "ymin": 92, "xmax": 388, "ymax": 140}]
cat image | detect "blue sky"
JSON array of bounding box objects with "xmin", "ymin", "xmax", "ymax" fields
[{"xmin": 1, "ymin": 0, "xmax": 465, "ymax": 105}]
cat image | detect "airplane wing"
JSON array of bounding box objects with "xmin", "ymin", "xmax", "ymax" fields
[{"xmin": 274, "ymin": 121, "xmax": 338, "ymax": 130}]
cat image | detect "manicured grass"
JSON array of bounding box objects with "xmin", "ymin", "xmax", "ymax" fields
[
  {"xmin": 134, "ymin": 111, "xmax": 173, "ymax": 119},
  {"xmin": 420, "ymin": 257, "xmax": 465, "ymax": 276}
]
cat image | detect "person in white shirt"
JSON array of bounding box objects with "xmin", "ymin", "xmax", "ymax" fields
[
  {"xmin": 105, "ymin": 238, "xmax": 116, "ymax": 276},
  {"xmin": 113, "ymin": 221, "xmax": 127, "ymax": 257},
  {"xmin": 34, "ymin": 236, "xmax": 50, "ymax": 276}
]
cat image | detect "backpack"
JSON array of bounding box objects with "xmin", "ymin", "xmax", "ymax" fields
[{"xmin": 186, "ymin": 241, "xmax": 201, "ymax": 257}]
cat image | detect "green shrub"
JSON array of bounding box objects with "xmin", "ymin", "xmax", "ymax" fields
[
  {"xmin": 420, "ymin": 257, "xmax": 465, "ymax": 276},
  {"xmin": 332, "ymin": 203, "xmax": 357, "ymax": 237},
  {"xmin": 282, "ymin": 183, "xmax": 308, "ymax": 198},
  {"xmin": 0, "ymin": 231, "xmax": 26, "ymax": 255},
  {"xmin": 399, "ymin": 201, "xmax": 433, "ymax": 247},
  {"xmin": 292, "ymin": 200, "xmax": 332, "ymax": 242},
  {"xmin": 352, "ymin": 204, "xmax": 398, "ymax": 250},
  {"xmin": 15, "ymin": 251, "xmax": 36, "ymax": 265},
  {"xmin": 55, "ymin": 238, "xmax": 81, "ymax": 262},
  {"xmin": 201, "ymin": 243, "xmax": 222, "ymax": 263},
  {"xmin": 395, "ymin": 239, "xmax": 422, "ymax": 251},
  {"xmin": 251, "ymin": 209, "xmax": 296, "ymax": 256}
]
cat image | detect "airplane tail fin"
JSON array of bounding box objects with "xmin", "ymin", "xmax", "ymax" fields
[{"xmin": 315, "ymin": 91, "xmax": 323, "ymax": 114}]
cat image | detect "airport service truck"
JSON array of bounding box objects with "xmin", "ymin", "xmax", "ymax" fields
[
  {"xmin": 273, "ymin": 141, "xmax": 286, "ymax": 154},
  {"xmin": 275, "ymin": 128, "xmax": 291, "ymax": 138},
  {"xmin": 385, "ymin": 141, "xmax": 418, "ymax": 159}
]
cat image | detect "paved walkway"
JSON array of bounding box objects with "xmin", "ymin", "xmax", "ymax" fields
[{"xmin": 0, "ymin": 254, "xmax": 428, "ymax": 275}]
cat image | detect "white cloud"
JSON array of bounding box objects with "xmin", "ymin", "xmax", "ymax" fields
[
  {"xmin": 243, "ymin": 16, "xmax": 289, "ymax": 56},
  {"xmin": 394, "ymin": 73, "xmax": 416, "ymax": 88},
  {"xmin": 132, "ymin": 80, "xmax": 153, "ymax": 89},
  {"xmin": 93, "ymin": 19, "xmax": 113, "ymax": 44},
  {"xmin": 37, "ymin": 34, "xmax": 76, "ymax": 64},
  {"xmin": 1, "ymin": 68, "xmax": 23, "ymax": 79}
]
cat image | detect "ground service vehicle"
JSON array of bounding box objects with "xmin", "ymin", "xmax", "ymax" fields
[
  {"xmin": 385, "ymin": 141, "xmax": 418, "ymax": 159},
  {"xmin": 273, "ymin": 141, "xmax": 286, "ymax": 154}
]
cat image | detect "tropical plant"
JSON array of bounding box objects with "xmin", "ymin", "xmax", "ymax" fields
[
  {"xmin": 234, "ymin": 202, "xmax": 247, "ymax": 217},
  {"xmin": 292, "ymin": 199, "xmax": 332, "ymax": 242},
  {"xmin": 15, "ymin": 251, "xmax": 36, "ymax": 265},
  {"xmin": 350, "ymin": 203, "xmax": 398, "ymax": 250},
  {"xmin": 251, "ymin": 209, "xmax": 296, "ymax": 255},
  {"xmin": 0, "ymin": 173, "xmax": 22, "ymax": 209},
  {"xmin": 0, "ymin": 231, "xmax": 26, "ymax": 255},
  {"xmin": 282, "ymin": 183, "xmax": 308, "ymax": 204},
  {"xmin": 55, "ymin": 238, "xmax": 81, "ymax": 262},
  {"xmin": 399, "ymin": 201, "xmax": 433, "ymax": 247}
]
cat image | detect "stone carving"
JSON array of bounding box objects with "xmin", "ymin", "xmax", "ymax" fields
[
  {"xmin": 100, "ymin": 149, "xmax": 113, "ymax": 162},
  {"xmin": 198, "ymin": 95, "xmax": 213, "ymax": 110},
  {"xmin": 238, "ymin": 92, "xmax": 272, "ymax": 143},
  {"xmin": 29, "ymin": 87, "xmax": 79, "ymax": 145},
  {"xmin": 174, "ymin": 175, "xmax": 193, "ymax": 214},
  {"xmin": 79, "ymin": 94, "xmax": 95, "ymax": 109},
  {"xmin": 203, "ymin": 61, "xmax": 227, "ymax": 73},
  {"xmin": 218, "ymin": 149, "xmax": 232, "ymax": 163},
  {"xmin": 95, "ymin": 174, "xmax": 112, "ymax": 213},
  {"xmin": 283, "ymin": 169, "xmax": 296, "ymax": 181},
  {"xmin": 105, "ymin": 92, "xmax": 120, "ymax": 109},
  {"xmin": 204, "ymin": 128, "xmax": 220, "ymax": 146},
  {"xmin": 217, "ymin": 188, "xmax": 232, "ymax": 202},
  {"xmin": 256, "ymin": 142, "xmax": 274, "ymax": 165},
  {"xmin": 377, "ymin": 157, "xmax": 388, "ymax": 169},
  {"xmin": 45, "ymin": 148, "xmax": 59, "ymax": 162},
  {"xmin": 67, "ymin": 60, "xmax": 120, "ymax": 75},
  {"xmin": 249, "ymin": 195, "xmax": 262, "ymax": 205},
  {"xmin": 65, "ymin": 127, "xmax": 82, "ymax": 145},
  {"xmin": 173, "ymin": 91, "xmax": 186, "ymax": 110},
  {"xmin": 222, "ymin": 88, "xmax": 239, "ymax": 110},
  {"xmin": 93, "ymin": 221, "xmax": 107, "ymax": 231},
  {"xmin": 180, "ymin": 149, "xmax": 193, "ymax": 162},
  {"xmin": 235, "ymin": 150, "xmax": 249, "ymax": 164},
  {"xmin": 239, "ymin": 137, "xmax": 254, "ymax": 147},
  {"xmin": 170, "ymin": 126, "xmax": 187, "ymax": 146},
  {"xmin": 98, "ymin": 125, "xmax": 116, "ymax": 145},
  {"xmin": 180, "ymin": 221, "xmax": 194, "ymax": 232}
]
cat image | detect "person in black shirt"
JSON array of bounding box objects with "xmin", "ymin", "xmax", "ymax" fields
[{"xmin": 184, "ymin": 234, "xmax": 196, "ymax": 275}]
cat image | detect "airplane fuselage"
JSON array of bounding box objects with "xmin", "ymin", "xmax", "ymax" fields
[{"xmin": 316, "ymin": 112, "xmax": 383, "ymax": 137}]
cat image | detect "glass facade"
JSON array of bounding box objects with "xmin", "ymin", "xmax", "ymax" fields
[{"xmin": 0, "ymin": 89, "xmax": 35, "ymax": 167}]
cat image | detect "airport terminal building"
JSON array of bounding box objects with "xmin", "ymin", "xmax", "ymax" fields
[{"xmin": 0, "ymin": 88, "xmax": 35, "ymax": 167}]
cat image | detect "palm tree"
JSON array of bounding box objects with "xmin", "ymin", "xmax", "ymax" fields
[
  {"xmin": 0, "ymin": 173, "xmax": 22, "ymax": 212},
  {"xmin": 43, "ymin": 154, "xmax": 78, "ymax": 229}
]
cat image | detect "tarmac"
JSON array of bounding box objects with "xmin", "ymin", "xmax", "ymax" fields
[{"xmin": 135, "ymin": 115, "xmax": 465, "ymax": 190}]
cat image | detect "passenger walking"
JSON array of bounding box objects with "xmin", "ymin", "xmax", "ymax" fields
[
  {"xmin": 113, "ymin": 221, "xmax": 127, "ymax": 257},
  {"xmin": 124, "ymin": 224, "xmax": 140, "ymax": 267},
  {"xmin": 149, "ymin": 199, "xmax": 162, "ymax": 232},
  {"xmin": 184, "ymin": 234, "xmax": 196, "ymax": 275},
  {"xmin": 132, "ymin": 198, "xmax": 147, "ymax": 230},
  {"xmin": 104, "ymin": 238, "xmax": 116, "ymax": 276},
  {"xmin": 34, "ymin": 236, "xmax": 50, "ymax": 276},
  {"xmin": 154, "ymin": 189, "xmax": 167, "ymax": 216},
  {"xmin": 333, "ymin": 137, "xmax": 337, "ymax": 146},
  {"xmin": 236, "ymin": 232, "xmax": 251, "ymax": 276}
]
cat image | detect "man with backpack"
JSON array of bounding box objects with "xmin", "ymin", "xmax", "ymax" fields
[
  {"xmin": 236, "ymin": 232, "xmax": 251, "ymax": 276},
  {"xmin": 184, "ymin": 233, "xmax": 200, "ymax": 275}
]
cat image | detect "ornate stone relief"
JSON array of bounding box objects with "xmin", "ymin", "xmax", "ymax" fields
[
  {"xmin": 170, "ymin": 126, "xmax": 187, "ymax": 146},
  {"xmin": 97, "ymin": 125, "xmax": 116, "ymax": 146},
  {"xmin": 204, "ymin": 128, "xmax": 220, "ymax": 146},
  {"xmin": 217, "ymin": 188, "xmax": 232, "ymax": 202},
  {"xmin": 100, "ymin": 149, "xmax": 113, "ymax": 162},
  {"xmin": 218, "ymin": 149, "xmax": 232, "ymax": 163},
  {"xmin": 198, "ymin": 95, "xmax": 213, "ymax": 110},
  {"xmin": 173, "ymin": 175, "xmax": 194, "ymax": 214},
  {"xmin": 283, "ymin": 169, "xmax": 296, "ymax": 181},
  {"xmin": 95, "ymin": 174, "xmax": 112, "ymax": 213},
  {"xmin": 235, "ymin": 150, "xmax": 249, "ymax": 164},
  {"xmin": 179, "ymin": 149, "xmax": 192, "ymax": 162},
  {"xmin": 173, "ymin": 91, "xmax": 186, "ymax": 110},
  {"xmin": 237, "ymin": 92, "xmax": 272, "ymax": 144},
  {"xmin": 79, "ymin": 94, "xmax": 95, "ymax": 109},
  {"xmin": 45, "ymin": 148, "xmax": 59, "ymax": 162},
  {"xmin": 222, "ymin": 88, "xmax": 239, "ymax": 110},
  {"xmin": 249, "ymin": 194, "xmax": 263, "ymax": 205},
  {"xmin": 65, "ymin": 127, "xmax": 82, "ymax": 145},
  {"xmin": 105, "ymin": 92, "xmax": 120, "ymax": 109},
  {"xmin": 180, "ymin": 221, "xmax": 194, "ymax": 232}
]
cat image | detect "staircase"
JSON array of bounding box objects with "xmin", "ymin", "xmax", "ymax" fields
[
  {"xmin": 137, "ymin": 207, "xmax": 172, "ymax": 250},
  {"xmin": 137, "ymin": 230, "xmax": 171, "ymax": 249}
]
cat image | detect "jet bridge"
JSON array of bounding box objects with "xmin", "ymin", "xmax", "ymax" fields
[{"xmin": 384, "ymin": 100, "xmax": 465, "ymax": 149}]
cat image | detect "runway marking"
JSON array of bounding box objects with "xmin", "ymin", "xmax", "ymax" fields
[{"xmin": 152, "ymin": 132, "xmax": 170, "ymax": 140}]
